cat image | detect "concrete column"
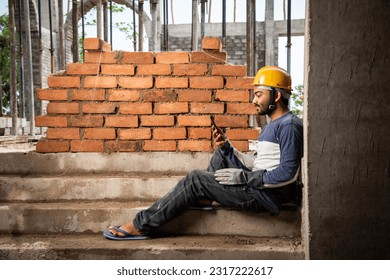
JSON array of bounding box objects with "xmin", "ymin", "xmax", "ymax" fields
[
  {"xmin": 304, "ymin": 0, "xmax": 390, "ymax": 259},
  {"xmin": 265, "ymin": 0, "xmax": 275, "ymax": 66},
  {"xmin": 150, "ymin": 0, "xmax": 160, "ymax": 51}
]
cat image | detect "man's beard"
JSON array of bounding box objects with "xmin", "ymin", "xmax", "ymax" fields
[{"xmin": 256, "ymin": 99, "xmax": 274, "ymax": 116}]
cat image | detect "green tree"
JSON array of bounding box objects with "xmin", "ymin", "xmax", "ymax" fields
[
  {"xmin": 82, "ymin": 4, "xmax": 136, "ymax": 52},
  {"xmin": 291, "ymin": 84, "xmax": 304, "ymax": 119},
  {"xmin": 0, "ymin": 13, "xmax": 10, "ymax": 114}
]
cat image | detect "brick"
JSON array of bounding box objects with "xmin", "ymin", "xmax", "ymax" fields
[
  {"xmin": 105, "ymin": 116, "xmax": 138, "ymax": 127},
  {"xmin": 101, "ymin": 64, "xmax": 135, "ymax": 75},
  {"xmin": 138, "ymin": 64, "xmax": 171, "ymax": 76},
  {"xmin": 226, "ymin": 77, "xmax": 254, "ymax": 89},
  {"xmin": 67, "ymin": 63, "xmax": 100, "ymax": 75},
  {"xmin": 201, "ymin": 37, "xmax": 222, "ymax": 51},
  {"xmin": 156, "ymin": 52, "xmax": 189, "ymax": 64},
  {"xmin": 190, "ymin": 77, "xmax": 224, "ymax": 89},
  {"xmin": 122, "ymin": 52, "xmax": 154, "ymax": 64},
  {"xmin": 230, "ymin": 140, "xmax": 249, "ymax": 152},
  {"xmin": 46, "ymin": 128, "xmax": 80, "ymax": 140},
  {"xmin": 190, "ymin": 51, "xmax": 226, "ymax": 64},
  {"xmin": 154, "ymin": 102, "xmax": 188, "ymax": 114},
  {"xmin": 178, "ymin": 90, "xmax": 212, "ymax": 102},
  {"xmin": 71, "ymin": 89, "xmax": 105, "ymax": 101},
  {"xmin": 226, "ymin": 129, "xmax": 260, "ymax": 140},
  {"xmin": 155, "ymin": 77, "xmax": 188, "ymax": 88},
  {"xmin": 153, "ymin": 128, "xmax": 186, "ymax": 140},
  {"xmin": 226, "ymin": 103, "xmax": 257, "ymax": 114},
  {"xmin": 70, "ymin": 115, "xmax": 103, "ymax": 127},
  {"xmin": 84, "ymin": 52, "xmax": 118, "ymax": 64},
  {"xmin": 177, "ymin": 115, "xmax": 211, "ymax": 127},
  {"xmin": 188, "ymin": 127, "xmax": 211, "ymax": 139},
  {"xmin": 143, "ymin": 90, "xmax": 176, "ymax": 102},
  {"xmin": 214, "ymin": 115, "xmax": 248, "ymax": 128},
  {"xmin": 173, "ymin": 64, "xmax": 208, "ymax": 76},
  {"xmin": 211, "ymin": 65, "xmax": 247, "ymax": 77},
  {"xmin": 84, "ymin": 128, "xmax": 116, "ymax": 139},
  {"xmin": 190, "ymin": 103, "xmax": 224, "ymax": 114},
  {"xmin": 47, "ymin": 102, "xmax": 79, "ymax": 114},
  {"xmin": 106, "ymin": 141, "xmax": 142, "ymax": 152},
  {"xmin": 178, "ymin": 140, "xmax": 211, "ymax": 152},
  {"xmin": 107, "ymin": 90, "xmax": 140, "ymax": 101},
  {"xmin": 140, "ymin": 115, "xmax": 174, "ymax": 127},
  {"xmin": 35, "ymin": 116, "xmax": 68, "ymax": 127},
  {"xmin": 215, "ymin": 90, "xmax": 250, "ymax": 102},
  {"xmin": 84, "ymin": 76, "xmax": 117, "ymax": 88},
  {"xmin": 36, "ymin": 140, "xmax": 70, "ymax": 153},
  {"xmin": 82, "ymin": 103, "xmax": 117, "ymax": 114},
  {"xmin": 48, "ymin": 76, "xmax": 80, "ymax": 88},
  {"xmin": 83, "ymin": 38, "xmax": 112, "ymax": 52},
  {"xmin": 119, "ymin": 77, "xmax": 153, "ymax": 89},
  {"xmin": 71, "ymin": 140, "xmax": 104, "ymax": 152},
  {"xmin": 119, "ymin": 103, "xmax": 152, "ymax": 114},
  {"xmin": 119, "ymin": 128, "xmax": 151, "ymax": 140},
  {"xmin": 143, "ymin": 140, "xmax": 176, "ymax": 151},
  {"xmin": 36, "ymin": 89, "xmax": 68, "ymax": 101}
]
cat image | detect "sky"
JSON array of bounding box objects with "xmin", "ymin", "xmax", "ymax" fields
[{"xmin": 0, "ymin": 0, "xmax": 305, "ymax": 88}]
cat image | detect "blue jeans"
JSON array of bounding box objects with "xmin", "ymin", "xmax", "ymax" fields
[{"xmin": 133, "ymin": 148, "xmax": 266, "ymax": 235}]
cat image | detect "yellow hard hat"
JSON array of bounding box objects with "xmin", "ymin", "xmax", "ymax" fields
[{"xmin": 253, "ymin": 66, "xmax": 292, "ymax": 91}]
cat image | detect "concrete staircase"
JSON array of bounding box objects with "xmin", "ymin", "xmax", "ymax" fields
[{"xmin": 0, "ymin": 152, "xmax": 304, "ymax": 259}]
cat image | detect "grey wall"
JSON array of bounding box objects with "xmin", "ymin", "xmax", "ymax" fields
[{"xmin": 304, "ymin": 0, "xmax": 390, "ymax": 259}]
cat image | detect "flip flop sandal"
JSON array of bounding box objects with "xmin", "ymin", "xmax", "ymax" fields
[{"xmin": 103, "ymin": 226, "xmax": 150, "ymax": 240}]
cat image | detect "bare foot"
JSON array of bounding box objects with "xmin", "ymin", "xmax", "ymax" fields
[{"xmin": 108, "ymin": 221, "xmax": 143, "ymax": 236}]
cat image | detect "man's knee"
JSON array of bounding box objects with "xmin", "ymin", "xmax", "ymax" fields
[{"xmin": 187, "ymin": 169, "xmax": 209, "ymax": 181}]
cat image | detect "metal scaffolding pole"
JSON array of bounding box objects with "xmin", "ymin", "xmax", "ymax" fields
[
  {"xmin": 72, "ymin": 0, "xmax": 79, "ymax": 62},
  {"xmin": 287, "ymin": 0, "xmax": 291, "ymax": 73},
  {"xmin": 81, "ymin": 0, "xmax": 85, "ymax": 61},
  {"xmin": 9, "ymin": 0, "xmax": 17, "ymax": 135},
  {"xmin": 222, "ymin": 0, "xmax": 226, "ymax": 48},
  {"xmin": 17, "ymin": 0, "xmax": 25, "ymax": 120},
  {"xmin": 161, "ymin": 0, "xmax": 168, "ymax": 50},
  {"xmin": 22, "ymin": 0, "xmax": 35, "ymax": 136},
  {"xmin": 138, "ymin": 0, "xmax": 144, "ymax": 51},
  {"xmin": 58, "ymin": 0, "xmax": 65, "ymax": 69},
  {"xmin": 48, "ymin": 0, "xmax": 54, "ymax": 73},
  {"xmin": 200, "ymin": 0, "xmax": 206, "ymax": 40},
  {"xmin": 133, "ymin": 0, "xmax": 137, "ymax": 51},
  {"xmin": 110, "ymin": 0, "xmax": 113, "ymax": 46},
  {"xmin": 103, "ymin": 0, "xmax": 108, "ymax": 42}
]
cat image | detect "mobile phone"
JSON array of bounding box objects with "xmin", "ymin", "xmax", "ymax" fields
[{"xmin": 210, "ymin": 116, "xmax": 224, "ymax": 135}]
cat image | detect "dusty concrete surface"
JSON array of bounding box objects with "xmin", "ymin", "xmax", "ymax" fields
[
  {"xmin": 0, "ymin": 234, "xmax": 304, "ymax": 260},
  {"xmin": 0, "ymin": 139, "xmax": 36, "ymax": 153}
]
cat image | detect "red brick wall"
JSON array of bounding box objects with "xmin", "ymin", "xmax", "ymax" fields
[{"xmin": 35, "ymin": 37, "xmax": 258, "ymax": 153}]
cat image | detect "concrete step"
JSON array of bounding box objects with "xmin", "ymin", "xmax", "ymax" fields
[
  {"xmin": 0, "ymin": 202, "xmax": 301, "ymax": 238},
  {"xmin": 0, "ymin": 174, "xmax": 182, "ymax": 202},
  {"xmin": 0, "ymin": 152, "xmax": 211, "ymax": 175},
  {"xmin": 0, "ymin": 234, "xmax": 304, "ymax": 260}
]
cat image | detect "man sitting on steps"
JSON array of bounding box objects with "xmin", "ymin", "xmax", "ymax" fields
[{"xmin": 103, "ymin": 66, "xmax": 303, "ymax": 240}]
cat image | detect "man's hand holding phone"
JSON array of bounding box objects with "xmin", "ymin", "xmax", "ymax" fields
[{"xmin": 211, "ymin": 116, "xmax": 228, "ymax": 149}]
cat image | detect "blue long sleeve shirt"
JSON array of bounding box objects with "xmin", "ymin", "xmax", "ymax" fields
[{"xmin": 253, "ymin": 111, "xmax": 303, "ymax": 187}]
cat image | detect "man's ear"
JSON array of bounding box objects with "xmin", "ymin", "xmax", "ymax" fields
[{"xmin": 274, "ymin": 91, "xmax": 282, "ymax": 103}]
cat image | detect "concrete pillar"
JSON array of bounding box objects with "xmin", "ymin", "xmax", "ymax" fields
[
  {"xmin": 265, "ymin": 0, "xmax": 275, "ymax": 65},
  {"xmin": 150, "ymin": 0, "xmax": 160, "ymax": 51},
  {"xmin": 304, "ymin": 0, "xmax": 390, "ymax": 259}
]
